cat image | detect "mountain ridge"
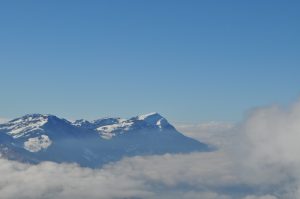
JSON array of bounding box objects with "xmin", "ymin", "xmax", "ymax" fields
[{"xmin": 0, "ymin": 112, "xmax": 210, "ymax": 168}]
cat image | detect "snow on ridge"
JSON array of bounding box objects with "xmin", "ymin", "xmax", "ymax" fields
[
  {"xmin": 24, "ymin": 135, "xmax": 52, "ymax": 152},
  {"xmin": 0, "ymin": 113, "xmax": 169, "ymax": 140},
  {"xmin": 137, "ymin": 112, "xmax": 160, "ymax": 120},
  {"xmin": 156, "ymin": 118, "xmax": 168, "ymax": 129},
  {"xmin": 0, "ymin": 114, "xmax": 50, "ymax": 138},
  {"xmin": 134, "ymin": 112, "xmax": 169, "ymax": 127},
  {"xmin": 96, "ymin": 120, "xmax": 134, "ymax": 139},
  {"xmin": 89, "ymin": 113, "xmax": 168, "ymax": 139},
  {"xmin": 72, "ymin": 119, "xmax": 90, "ymax": 127}
]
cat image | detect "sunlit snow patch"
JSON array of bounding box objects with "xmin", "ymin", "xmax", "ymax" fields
[
  {"xmin": 96, "ymin": 121, "xmax": 134, "ymax": 139},
  {"xmin": 0, "ymin": 114, "xmax": 48, "ymax": 138},
  {"xmin": 24, "ymin": 135, "xmax": 52, "ymax": 152}
]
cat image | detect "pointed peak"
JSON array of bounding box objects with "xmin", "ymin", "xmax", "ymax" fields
[
  {"xmin": 136, "ymin": 112, "xmax": 163, "ymax": 120},
  {"xmin": 132, "ymin": 112, "xmax": 171, "ymax": 127}
]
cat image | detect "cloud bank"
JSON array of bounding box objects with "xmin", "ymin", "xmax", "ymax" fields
[
  {"xmin": 3, "ymin": 99, "xmax": 300, "ymax": 198},
  {"xmin": 232, "ymin": 100, "xmax": 300, "ymax": 198},
  {"xmin": 0, "ymin": 152, "xmax": 238, "ymax": 199}
]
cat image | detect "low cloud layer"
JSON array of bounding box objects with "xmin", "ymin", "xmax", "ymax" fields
[
  {"xmin": 0, "ymin": 152, "xmax": 236, "ymax": 199},
  {"xmin": 2, "ymin": 100, "xmax": 300, "ymax": 198},
  {"xmin": 0, "ymin": 150, "xmax": 276, "ymax": 199},
  {"xmin": 0, "ymin": 117, "xmax": 9, "ymax": 124}
]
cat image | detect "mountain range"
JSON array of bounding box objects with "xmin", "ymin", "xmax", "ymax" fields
[{"xmin": 0, "ymin": 112, "xmax": 210, "ymax": 167}]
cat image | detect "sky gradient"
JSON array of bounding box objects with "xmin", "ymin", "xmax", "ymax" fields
[{"xmin": 0, "ymin": 0, "xmax": 300, "ymax": 123}]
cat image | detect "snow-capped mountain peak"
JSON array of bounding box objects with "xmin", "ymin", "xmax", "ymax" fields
[
  {"xmin": 136, "ymin": 112, "xmax": 161, "ymax": 120},
  {"xmin": 0, "ymin": 114, "xmax": 72, "ymax": 139},
  {"xmin": 133, "ymin": 112, "xmax": 168, "ymax": 126},
  {"xmin": 0, "ymin": 114, "xmax": 50, "ymax": 138},
  {"xmin": 73, "ymin": 112, "xmax": 173, "ymax": 139}
]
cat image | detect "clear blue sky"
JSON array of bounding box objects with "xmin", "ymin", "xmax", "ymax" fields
[{"xmin": 0, "ymin": 0, "xmax": 300, "ymax": 123}]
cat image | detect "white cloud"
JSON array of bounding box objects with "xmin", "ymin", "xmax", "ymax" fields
[
  {"xmin": 0, "ymin": 151, "xmax": 238, "ymax": 199},
  {"xmin": 0, "ymin": 148, "xmax": 284, "ymax": 199},
  {"xmin": 175, "ymin": 99, "xmax": 300, "ymax": 198},
  {"xmin": 231, "ymin": 99, "xmax": 300, "ymax": 198},
  {"xmin": 0, "ymin": 158, "xmax": 150, "ymax": 199},
  {"xmin": 0, "ymin": 117, "xmax": 9, "ymax": 124}
]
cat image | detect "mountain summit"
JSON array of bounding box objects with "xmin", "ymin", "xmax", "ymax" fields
[
  {"xmin": 74, "ymin": 112, "xmax": 175, "ymax": 139},
  {"xmin": 0, "ymin": 113, "xmax": 210, "ymax": 167}
]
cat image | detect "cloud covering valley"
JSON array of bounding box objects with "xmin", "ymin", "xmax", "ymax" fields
[{"xmin": 2, "ymin": 99, "xmax": 300, "ymax": 198}]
